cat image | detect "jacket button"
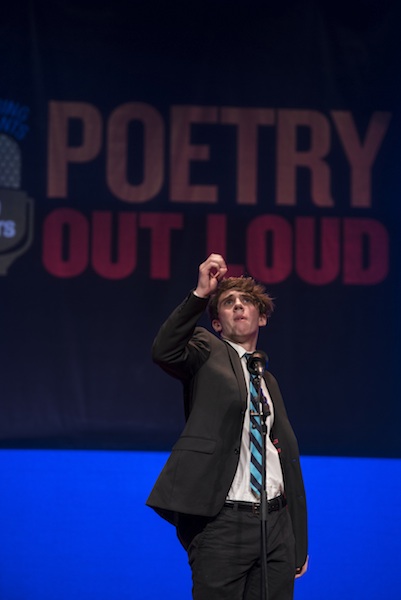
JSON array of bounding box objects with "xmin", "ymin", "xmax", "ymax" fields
[{"xmin": 234, "ymin": 448, "xmax": 240, "ymax": 454}]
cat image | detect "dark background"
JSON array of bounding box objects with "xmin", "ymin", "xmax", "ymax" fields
[{"xmin": 1, "ymin": 0, "xmax": 400, "ymax": 457}]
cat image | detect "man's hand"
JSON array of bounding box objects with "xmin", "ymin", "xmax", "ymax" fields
[
  {"xmin": 194, "ymin": 254, "xmax": 228, "ymax": 298},
  {"xmin": 295, "ymin": 555, "xmax": 309, "ymax": 579}
]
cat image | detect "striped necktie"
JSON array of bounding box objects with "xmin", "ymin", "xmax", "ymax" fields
[
  {"xmin": 244, "ymin": 352, "xmax": 271, "ymax": 498},
  {"xmin": 248, "ymin": 370, "xmax": 264, "ymax": 497}
]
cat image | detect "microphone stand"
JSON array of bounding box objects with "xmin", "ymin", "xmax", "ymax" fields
[
  {"xmin": 247, "ymin": 351, "xmax": 270, "ymax": 600},
  {"xmin": 253, "ymin": 373, "xmax": 270, "ymax": 600}
]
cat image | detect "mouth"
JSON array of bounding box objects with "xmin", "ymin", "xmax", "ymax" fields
[{"xmin": 234, "ymin": 316, "xmax": 246, "ymax": 322}]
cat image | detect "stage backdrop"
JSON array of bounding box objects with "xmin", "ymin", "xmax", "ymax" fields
[{"xmin": 1, "ymin": 0, "xmax": 400, "ymax": 457}]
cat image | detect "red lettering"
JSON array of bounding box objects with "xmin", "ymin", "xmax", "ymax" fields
[
  {"xmin": 42, "ymin": 209, "xmax": 390, "ymax": 286},
  {"xmin": 139, "ymin": 213, "xmax": 183, "ymax": 279},
  {"xmin": 42, "ymin": 208, "xmax": 89, "ymax": 277},
  {"xmin": 247, "ymin": 215, "xmax": 292, "ymax": 283},
  {"xmin": 343, "ymin": 218, "xmax": 389, "ymax": 284},
  {"xmin": 296, "ymin": 217, "xmax": 340, "ymax": 284},
  {"xmin": 92, "ymin": 211, "xmax": 137, "ymax": 279}
]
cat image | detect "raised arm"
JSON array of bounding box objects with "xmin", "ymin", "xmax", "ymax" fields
[{"xmin": 152, "ymin": 254, "xmax": 228, "ymax": 379}]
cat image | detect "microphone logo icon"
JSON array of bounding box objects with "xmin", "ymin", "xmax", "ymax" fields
[{"xmin": 0, "ymin": 107, "xmax": 34, "ymax": 275}]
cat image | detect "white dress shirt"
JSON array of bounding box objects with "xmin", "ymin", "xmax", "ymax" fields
[{"xmin": 224, "ymin": 340, "xmax": 284, "ymax": 502}]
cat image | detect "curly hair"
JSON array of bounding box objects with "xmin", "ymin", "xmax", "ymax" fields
[{"xmin": 208, "ymin": 276, "xmax": 274, "ymax": 322}]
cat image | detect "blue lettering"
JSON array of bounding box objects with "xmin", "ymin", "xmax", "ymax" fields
[{"xmin": 0, "ymin": 221, "xmax": 16, "ymax": 238}]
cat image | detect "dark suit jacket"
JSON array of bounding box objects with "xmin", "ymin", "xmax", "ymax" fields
[{"xmin": 146, "ymin": 292, "xmax": 308, "ymax": 569}]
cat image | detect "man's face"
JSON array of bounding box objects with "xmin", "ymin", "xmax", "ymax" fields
[{"xmin": 211, "ymin": 289, "xmax": 267, "ymax": 347}]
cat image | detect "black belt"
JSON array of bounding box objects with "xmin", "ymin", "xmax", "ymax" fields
[{"xmin": 224, "ymin": 495, "xmax": 287, "ymax": 516}]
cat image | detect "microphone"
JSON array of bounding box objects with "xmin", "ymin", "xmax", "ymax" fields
[
  {"xmin": 246, "ymin": 350, "xmax": 268, "ymax": 377},
  {"xmin": 247, "ymin": 350, "xmax": 270, "ymax": 418}
]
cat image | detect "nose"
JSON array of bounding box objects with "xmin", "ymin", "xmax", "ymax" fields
[{"xmin": 233, "ymin": 297, "xmax": 244, "ymax": 310}]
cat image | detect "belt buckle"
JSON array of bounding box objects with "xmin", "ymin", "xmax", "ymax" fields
[{"xmin": 252, "ymin": 503, "xmax": 260, "ymax": 515}]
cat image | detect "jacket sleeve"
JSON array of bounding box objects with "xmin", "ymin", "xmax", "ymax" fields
[{"xmin": 152, "ymin": 291, "xmax": 211, "ymax": 380}]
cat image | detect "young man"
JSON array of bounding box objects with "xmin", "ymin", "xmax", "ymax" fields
[{"xmin": 147, "ymin": 254, "xmax": 308, "ymax": 600}]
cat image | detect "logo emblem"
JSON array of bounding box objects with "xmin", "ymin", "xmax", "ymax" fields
[{"xmin": 0, "ymin": 100, "xmax": 34, "ymax": 275}]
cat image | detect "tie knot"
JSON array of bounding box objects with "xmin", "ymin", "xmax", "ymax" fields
[{"xmin": 244, "ymin": 353, "xmax": 258, "ymax": 379}]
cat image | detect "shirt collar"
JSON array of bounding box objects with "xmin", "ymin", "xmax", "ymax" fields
[{"xmin": 223, "ymin": 338, "xmax": 255, "ymax": 359}]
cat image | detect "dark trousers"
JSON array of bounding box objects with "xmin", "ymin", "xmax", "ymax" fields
[{"xmin": 177, "ymin": 505, "xmax": 296, "ymax": 600}]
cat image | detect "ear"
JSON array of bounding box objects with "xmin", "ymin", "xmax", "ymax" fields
[
  {"xmin": 258, "ymin": 314, "xmax": 267, "ymax": 327},
  {"xmin": 212, "ymin": 319, "xmax": 222, "ymax": 332}
]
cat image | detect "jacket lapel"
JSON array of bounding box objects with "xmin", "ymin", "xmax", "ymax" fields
[{"xmin": 224, "ymin": 341, "xmax": 248, "ymax": 408}]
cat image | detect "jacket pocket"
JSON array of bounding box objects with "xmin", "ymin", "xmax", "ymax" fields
[{"xmin": 172, "ymin": 436, "xmax": 216, "ymax": 454}]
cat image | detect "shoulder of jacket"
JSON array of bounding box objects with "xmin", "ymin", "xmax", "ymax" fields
[{"xmin": 193, "ymin": 326, "xmax": 221, "ymax": 344}]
